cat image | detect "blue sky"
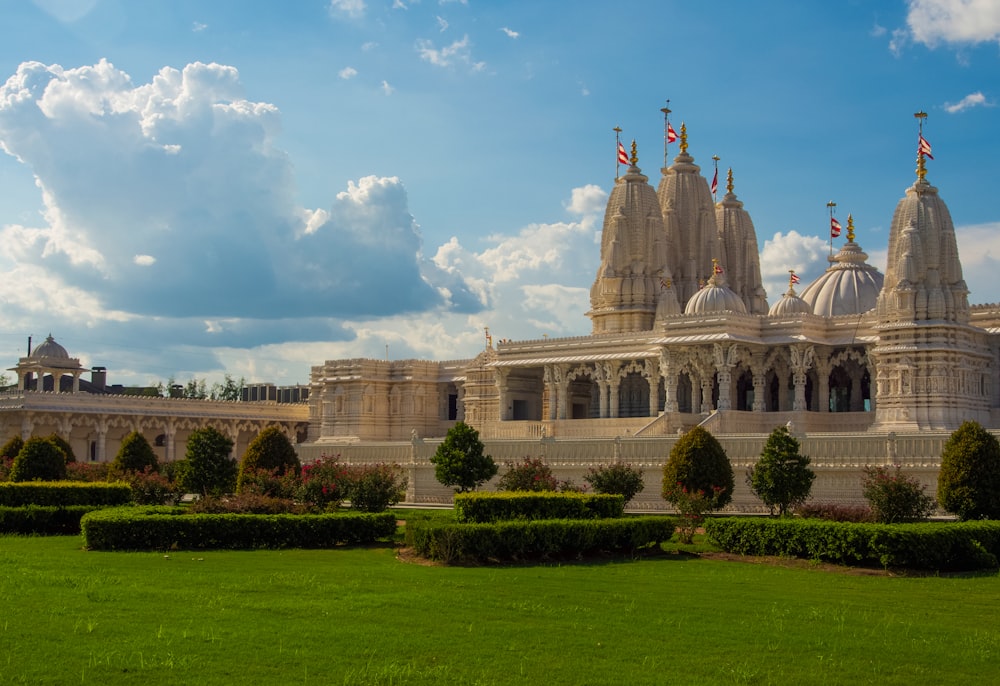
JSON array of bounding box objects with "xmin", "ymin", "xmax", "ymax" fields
[{"xmin": 0, "ymin": 0, "xmax": 998, "ymax": 388}]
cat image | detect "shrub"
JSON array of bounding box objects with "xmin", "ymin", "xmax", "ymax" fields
[
  {"xmin": 298, "ymin": 456, "xmax": 351, "ymax": 510},
  {"xmin": 430, "ymin": 421, "xmax": 497, "ymax": 492},
  {"xmin": 0, "ymin": 505, "xmax": 98, "ymax": 535},
  {"xmin": 584, "ymin": 463, "xmax": 645, "ymax": 505},
  {"xmin": 0, "ymin": 436, "xmax": 25, "ymax": 460},
  {"xmin": 46, "ymin": 434, "xmax": 76, "ymax": 463},
  {"xmin": 455, "ymin": 491, "xmax": 625, "ymax": 523},
  {"xmin": 795, "ymin": 501, "xmax": 873, "ymax": 523},
  {"xmin": 938, "ymin": 420, "xmax": 1000, "ymax": 520},
  {"xmin": 9, "ymin": 437, "xmax": 68, "ymax": 482},
  {"xmin": 176, "ymin": 427, "xmax": 236, "ymax": 496},
  {"xmin": 0, "ymin": 481, "xmax": 132, "ymax": 507},
  {"xmin": 348, "ymin": 463, "xmax": 408, "ymax": 512},
  {"xmin": 0, "ymin": 456, "xmax": 12, "ymax": 482},
  {"xmin": 747, "ymin": 426, "xmax": 815, "ymax": 516},
  {"xmin": 861, "ymin": 465, "xmax": 936, "ymax": 524},
  {"xmin": 65, "ymin": 462, "xmax": 111, "ymax": 482},
  {"xmin": 497, "ymin": 457, "xmax": 557, "ymax": 492},
  {"xmin": 238, "ymin": 426, "xmax": 300, "ymax": 493},
  {"xmin": 236, "ymin": 466, "xmax": 300, "ymax": 499},
  {"xmin": 124, "ymin": 467, "xmax": 177, "ymax": 505},
  {"xmin": 188, "ymin": 493, "xmax": 310, "ymax": 515},
  {"xmin": 112, "ymin": 431, "xmax": 158, "ymax": 476}
]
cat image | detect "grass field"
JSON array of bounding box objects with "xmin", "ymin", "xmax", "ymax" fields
[{"xmin": 1, "ymin": 523, "xmax": 998, "ymax": 685}]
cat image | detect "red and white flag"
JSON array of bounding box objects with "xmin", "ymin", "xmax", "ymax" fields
[
  {"xmin": 666, "ymin": 122, "xmax": 678, "ymax": 143},
  {"xmin": 710, "ymin": 168, "xmax": 719, "ymax": 195},
  {"xmin": 790, "ymin": 272, "xmax": 801, "ymax": 285},
  {"xmin": 918, "ymin": 133, "xmax": 934, "ymax": 160},
  {"xmin": 713, "ymin": 262, "xmax": 724, "ymax": 275},
  {"xmin": 617, "ymin": 141, "xmax": 628, "ymax": 165},
  {"xmin": 830, "ymin": 217, "xmax": 842, "ymax": 238}
]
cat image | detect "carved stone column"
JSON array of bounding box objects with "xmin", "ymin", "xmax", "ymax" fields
[
  {"xmin": 790, "ymin": 345, "xmax": 815, "ymax": 412},
  {"xmin": 556, "ymin": 364, "xmax": 570, "ymax": 420},
  {"xmin": 660, "ymin": 350, "xmax": 677, "ymax": 414},
  {"xmin": 543, "ymin": 366, "xmax": 557, "ymax": 420},
  {"xmin": 645, "ymin": 358, "xmax": 661, "ymax": 416},
  {"xmin": 713, "ymin": 343, "xmax": 738, "ymax": 412},
  {"xmin": 607, "ymin": 361, "xmax": 622, "ymax": 419},
  {"xmin": 815, "ymin": 354, "xmax": 831, "ymax": 413},
  {"xmin": 593, "ymin": 364, "xmax": 609, "ymax": 418},
  {"xmin": 494, "ymin": 368, "xmax": 510, "ymax": 421},
  {"xmin": 750, "ymin": 351, "xmax": 767, "ymax": 412}
]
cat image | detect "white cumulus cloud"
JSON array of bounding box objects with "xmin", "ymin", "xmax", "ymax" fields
[
  {"xmin": 329, "ymin": 0, "xmax": 365, "ymax": 19},
  {"xmin": 501, "ymin": 27, "xmax": 519, "ymax": 39},
  {"xmin": 905, "ymin": 0, "xmax": 1000, "ymax": 47},
  {"xmin": 416, "ymin": 35, "xmax": 485, "ymax": 71},
  {"xmin": 759, "ymin": 230, "xmax": 829, "ymax": 301},
  {"xmin": 944, "ymin": 91, "xmax": 989, "ymax": 113},
  {"xmin": 339, "ymin": 66, "xmax": 358, "ymax": 79}
]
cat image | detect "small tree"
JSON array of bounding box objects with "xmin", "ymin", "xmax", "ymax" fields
[
  {"xmin": 112, "ymin": 431, "xmax": 158, "ymax": 475},
  {"xmin": 9, "ymin": 437, "xmax": 68, "ymax": 482},
  {"xmin": 0, "ymin": 436, "xmax": 25, "ymax": 460},
  {"xmin": 938, "ymin": 420, "xmax": 1000, "ymax": 520},
  {"xmin": 584, "ymin": 463, "xmax": 645, "ymax": 506},
  {"xmin": 861, "ymin": 465, "xmax": 936, "ymax": 523},
  {"xmin": 747, "ymin": 426, "xmax": 815, "ymax": 516},
  {"xmin": 497, "ymin": 457, "xmax": 557, "ymax": 491},
  {"xmin": 176, "ymin": 427, "xmax": 236, "ymax": 496},
  {"xmin": 238, "ymin": 426, "xmax": 300, "ymax": 493},
  {"xmin": 46, "ymin": 434, "xmax": 76, "ymax": 463},
  {"xmin": 430, "ymin": 421, "xmax": 497, "ymax": 493},
  {"xmin": 348, "ymin": 463, "xmax": 408, "ymax": 512},
  {"xmin": 662, "ymin": 426, "xmax": 734, "ymax": 542}
]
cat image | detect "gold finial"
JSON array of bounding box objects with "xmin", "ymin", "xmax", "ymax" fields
[
  {"xmin": 613, "ymin": 126, "xmax": 622, "ymax": 134},
  {"xmin": 846, "ymin": 214, "xmax": 855, "ymax": 242},
  {"xmin": 726, "ymin": 168, "xmax": 734, "ymax": 194},
  {"xmin": 916, "ymin": 151, "xmax": 927, "ymax": 181},
  {"xmin": 630, "ymin": 139, "xmax": 638, "ymax": 166},
  {"xmin": 679, "ymin": 122, "xmax": 688, "ymax": 155}
]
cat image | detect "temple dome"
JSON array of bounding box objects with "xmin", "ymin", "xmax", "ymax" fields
[
  {"xmin": 768, "ymin": 286, "xmax": 812, "ymax": 317},
  {"xmin": 30, "ymin": 334, "xmax": 70, "ymax": 360},
  {"xmin": 683, "ymin": 272, "xmax": 748, "ymax": 316},
  {"xmin": 799, "ymin": 229, "xmax": 884, "ymax": 317}
]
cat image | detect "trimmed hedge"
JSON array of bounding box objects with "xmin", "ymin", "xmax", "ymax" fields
[
  {"xmin": 454, "ymin": 491, "xmax": 625, "ymax": 523},
  {"xmin": 0, "ymin": 481, "xmax": 132, "ymax": 507},
  {"xmin": 705, "ymin": 517, "xmax": 1000, "ymax": 571},
  {"xmin": 81, "ymin": 507, "xmax": 397, "ymax": 551},
  {"xmin": 0, "ymin": 505, "xmax": 99, "ymax": 534},
  {"xmin": 406, "ymin": 516, "xmax": 675, "ymax": 564}
]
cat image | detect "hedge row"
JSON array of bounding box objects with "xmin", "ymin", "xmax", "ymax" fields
[
  {"xmin": 405, "ymin": 517, "xmax": 675, "ymax": 564},
  {"xmin": 0, "ymin": 481, "xmax": 132, "ymax": 507},
  {"xmin": 454, "ymin": 491, "xmax": 625, "ymax": 523},
  {"xmin": 81, "ymin": 507, "xmax": 397, "ymax": 551},
  {"xmin": 705, "ymin": 517, "xmax": 1000, "ymax": 571},
  {"xmin": 0, "ymin": 505, "xmax": 99, "ymax": 534}
]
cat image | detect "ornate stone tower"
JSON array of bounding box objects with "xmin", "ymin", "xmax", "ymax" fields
[
  {"xmin": 871, "ymin": 125, "xmax": 990, "ymax": 430},
  {"xmin": 714, "ymin": 168, "xmax": 769, "ymax": 314},
  {"xmin": 657, "ymin": 124, "xmax": 722, "ymax": 308},
  {"xmin": 588, "ymin": 142, "xmax": 670, "ymax": 333}
]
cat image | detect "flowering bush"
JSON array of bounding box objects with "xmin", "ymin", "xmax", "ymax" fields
[
  {"xmin": 795, "ymin": 501, "xmax": 873, "ymax": 523},
  {"xmin": 123, "ymin": 466, "xmax": 178, "ymax": 505},
  {"xmin": 664, "ymin": 482, "xmax": 726, "ymax": 544},
  {"xmin": 348, "ymin": 463, "xmax": 408, "ymax": 512},
  {"xmin": 497, "ymin": 457, "xmax": 558, "ymax": 492},
  {"xmin": 584, "ymin": 463, "xmax": 644, "ymax": 505},
  {"xmin": 861, "ymin": 465, "xmax": 936, "ymax": 523},
  {"xmin": 65, "ymin": 462, "xmax": 111, "ymax": 482},
  {"xmin": 236, "ymin": 466, "xmax": 301, "ymax": 499},
  {"xmin": 298, "ymin": 456, "xmax": 351, "ymax": 510},
  {"xmin": 188, "ymin": 493, "xmax": 311, "ymax": 514},
  {"xmin": 0, "ymin": 456, "xmax": 12, "ymax": 482}
]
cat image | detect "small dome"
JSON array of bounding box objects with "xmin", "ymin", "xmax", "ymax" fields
[
  {"xmin": 768, "ymin": 287, "xmax": 813, "ymax": 317},
  {"xmin": 799, "ymin": 238, "xmax": 884, "ymax": 317},
  {"xmin": 31, "ymin": 334, "xmax": 70, "ymax": 360},
  {"xmin": 684, "ymin": 273, "xmax": 748, "ymax": 316}
]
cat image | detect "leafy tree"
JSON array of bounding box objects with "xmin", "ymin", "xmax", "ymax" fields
[
  {"xmin": 430, "ymin": 421, "xmax": 497, "ymax": 492},
  {"xmin": 861, "ymin": 465, "xmax": 935, "ymax": 523},
  {"xmin": 497, "ymin": 457, "xmax": 557, "ymax": 491},
  {"xmin": 584, "ymin": 463, "xmax": 645, "ymax": 506},
  {"xmin": 112, "ymin": 431, "xmax": 159, "ymax": 475},
  {"xmin": 747, "ymin": 426, "xmax": 815, "ymax": 516},
  {"xmin": 938, "ymin": 420, "xmax": 1000, "ymax": 520},
  {"xmin": 238, "ymin": 426, "xmax": 300, "ymax": 493},
  {"xmin": 662, "ymin": 426, "xmax": 734, "ymax": 511},
  {"xmin": 0, "ymin": 436, "xmax": 25, "ymax": 460},
  {"xmin": 176, "ymin": 427, "xmax": 236, "ymax": 496},
  {"xmin": 211, "ymin": 373, "xmax": 246, "ymax": 401},
  {"xmin": 183, "ymin": 378, "xmax": 208, "ymax": 399},
  {"xmin": 9, "ymin": 437, "xmax": 68, "ymax": 481},
  {"xmin": 348, "ymin": 463, "xmax": 408, "ymax": 512},
  {"xmin": 46, "ymin": 433, "xmax": 76, "ymax": 463}
]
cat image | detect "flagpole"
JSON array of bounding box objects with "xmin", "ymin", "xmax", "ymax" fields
[
  {"xmin": 914, "ymin": 110, "xmax": 928, "ymax": 181},
  {"xmin": 711, "ymin": 155, "xmax": 720, "ymax": 202},
  {"xmin": 826, "ymin": 201, "xmax": 837, "ymax": 259},
  {"xmin": 614, "ymin": 126, "xmax": 622, "ymax": 180},
  {"xmin": 660, "ymin": 100, "xmax": 671, "ymax": 168}
]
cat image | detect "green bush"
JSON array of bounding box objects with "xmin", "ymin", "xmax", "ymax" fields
[
  {"xmin": 348, "ymin": 463, "xmax": 408, "ymax": 512},
  {"xmin": 497, "ymin": 457, "xmax": 557, "ymax": 491},
  {"xmin": 405, "ymin": 517, "xmax": 675, "ymax": 564},
  {"xmin": 747, "ymin": 426, "xmax": 815, "ymax": 516},
  {"xmin": 454, "ymin": 491, "xmax": 624, "ymax": 523},
  {"xmin": 122, "ymin": 468, "xmax": 177, "ymax": 505},
  {"xmin": 705, "ymin": 517, "xmax": 1000, "ymax": 571},
  {"xmin": 80, "ymin": 507, "xmax": 397, "ymax": 550},
  {"xmin": 430, "ymin": 421, "xmax": 497, "ymax": 492},
  {"xmin": 236, "ymin": 466, "xmax": 301, "ymax": 499},
  {"xmin": 0, "ymin": 505, "xmax": 98, "ymax": 535},
  {"xmin": 0, "ymin": 481, "xmax": 131, "ymax": 507},
  {"xmin": 584, "ymin": 463, "xmax": 645, "ymax": 506},
  {"xmin": 662, "ymin": 426, "xmax": 734, "ymax": 510},
  {"xmin": 65, "ymin": 462, "xmax": 111, "ymax": 482},
  {"xmin": 112, "ymin": 431, "xmax": 158, "ymax": 475},
  {"xmin": 795, "ymin": 501, "xmax": 873, "ymax": 523},
  {"xmin": 938, "ymin": 420, "xmax": 1000, "ymax": 520},
  {"xmin": 176, "ymin": 427, "xmax": 236, "ymax": 496},
  {"xmin": 861, "ymin": 465, "xmax": 936, "ymax": 523},
  {"xmin": 298, "ymin": 456, "xmax": 351, "ymax": 510},
  {"xmin": 0, "ymin": 436, "xmax": 25, "ymax": 460},
  {"xmin": 9, "ymin": 437, "xmax": 68, "ymax": 482},
  {"xmin": 188, "ymin": 493, "xmax": 311, "ymax": 515},
  {"xmin": 46, "ymin": 434, "xmax": 76, "ymax": 463},
  {"xmin": 237, "ymin": 426, "xmax": 300, "ymax": 493}
]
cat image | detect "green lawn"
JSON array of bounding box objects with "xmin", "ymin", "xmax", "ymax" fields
[{"xmin": 1, "ymin": 529, "xmax": 998, "ymax": 685}]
